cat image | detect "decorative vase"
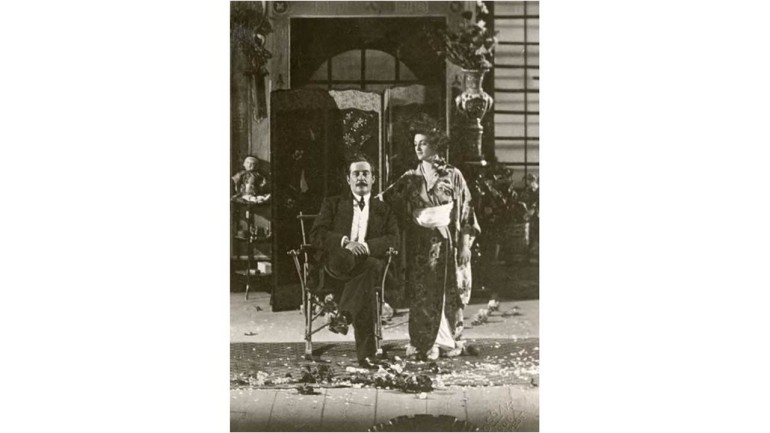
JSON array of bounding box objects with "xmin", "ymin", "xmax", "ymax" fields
[{"xmin": 455, "ymin": 69, "xmax": 494, "ymax": 161}]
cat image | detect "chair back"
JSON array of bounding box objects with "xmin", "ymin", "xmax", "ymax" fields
[
  {"xmin": 294, "ymin": 211, "xmax": 353, "ymax": 290},
  {"xmin": 297, "ymin": 211, "xmax": 318, "ymax": 249},
  {"xmin": 288, "ymin": 212, "xmax": 320, "ymax": 292}
]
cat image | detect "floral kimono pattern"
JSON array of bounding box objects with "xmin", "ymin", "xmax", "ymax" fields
[{"xmin": 385, "ymin": 163, "xmax": 480, "ymax": 353}]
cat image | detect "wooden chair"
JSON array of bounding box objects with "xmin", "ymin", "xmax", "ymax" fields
[{"xmin": 287, "ymin": 211, "xmax": 398, "ymax": 360}]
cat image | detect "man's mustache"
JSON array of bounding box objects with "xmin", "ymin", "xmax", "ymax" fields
[{"xmin": 356, "ymin": 181, "xmax": 369, "ymax": 186}]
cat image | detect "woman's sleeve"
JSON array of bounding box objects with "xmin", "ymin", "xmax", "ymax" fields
[
  {"xmin": 455, "ymin": 169, "xmax": 481, "ymax": 238},
  {"xmin": 382, "ymin": 169, "xmax": 415, "ymax": 221}
]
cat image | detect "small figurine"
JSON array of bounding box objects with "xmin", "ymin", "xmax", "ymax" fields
[
  {"xmin": 232, "ymin": 156, "xmax": 270, "ymax": 203},
  {"xmin": 519, "ymin": 173, "xmax": 539, "ymax": 219},
  {"xmin": 521, "ymin": 173, "xmax": 539, "ymax": 200}
]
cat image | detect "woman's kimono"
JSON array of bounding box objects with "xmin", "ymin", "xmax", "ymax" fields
[{"xmin": 385, "ymin": 162, "xmax": 480, "ymax": 354}]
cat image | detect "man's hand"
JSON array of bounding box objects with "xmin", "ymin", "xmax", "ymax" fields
[
  {"xmin": 458, "ymin": 245, "xmax": 472, "ymax": 266},
  {"xmin": 344, "ymin": 241, "xmax": 369, "ymax": 256}
]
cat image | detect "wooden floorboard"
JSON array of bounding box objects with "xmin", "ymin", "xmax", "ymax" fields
[
  {"xmin": 373, "ymin": 388, "xmax": 429, "ymax": 425},
  {"xmin": 425, "ymin": 388, "xmax": 468, "ymax": 421},
  {"xmin": 465, "ymin": 386, "xmax": 517, "ymax": 431},
  {"xmin": 319, "ymin": 387, "xmax": 377, "ymax": 432},
  {"xmin": 267, "ymin": 388, "xmax": 326, "ymax": 431},
  {"xmin": 509, "ymin": 385, "xmax": 539, "ymax": 432},
  {"xmin": 230, "ymin": 389, "xmax": 277, "ymax": 432},
  {"xmin": 230, "ymin": 385, "xmax": 538, "ymax": 432}
]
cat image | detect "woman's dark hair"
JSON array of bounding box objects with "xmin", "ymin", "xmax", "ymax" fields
[{"xmin": 408, "ymin": 113, "xmax": 448, "ymax": 154}]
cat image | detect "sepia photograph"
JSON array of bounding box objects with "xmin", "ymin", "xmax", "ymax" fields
[
  {"xmin": 229, "ymin": 1, "xmax": 539, "ymax": 431},
  {"xmin": 7, "ymin": 1, "xmax": 770, "ymax": 432}
]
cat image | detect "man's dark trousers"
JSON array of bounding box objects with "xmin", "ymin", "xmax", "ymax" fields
[
  {"xmin": 310, "ymin": 194, "xmax": 399, "ymax": 365},
  {"xmin": 327, "ymin": 248, "xmax": 384, "ymax": 362}
]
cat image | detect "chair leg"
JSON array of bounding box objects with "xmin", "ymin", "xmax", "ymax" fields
[
  {"xmin": 304, "ymin": 291, "xmax": 313, "ymax": 360},
  {"xmin": 374, "ymin": 291, "xmax": 383, "ymax": 357},
  {"xmin": 290, "ymin": 250, "xmax": 314, "ymax": 361},
  {"xmin": 375, "ymin": 249, "xmax": 395, "ymax": 358}
]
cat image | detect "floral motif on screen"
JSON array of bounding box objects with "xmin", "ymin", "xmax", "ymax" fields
[{"xmin": 341, "ymin": 110, "xmax": 377, "ymax": 154}]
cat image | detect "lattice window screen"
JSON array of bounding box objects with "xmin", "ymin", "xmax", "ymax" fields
[
  {"xmin": 493, "ymin": 1, "xmax": 539, "ymax": 179},
  {"xmin": 305, "ymin": 49, "xmax": 419, "ymax": 93}
]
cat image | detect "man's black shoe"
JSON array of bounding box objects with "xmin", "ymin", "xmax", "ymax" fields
[
  {"xmin": 328, "ymin": 311, "xmax": 351, "ymax": 335},
  {"xmin": 358, "ymin": 357, "xmax": 387, "ymax": 370}
]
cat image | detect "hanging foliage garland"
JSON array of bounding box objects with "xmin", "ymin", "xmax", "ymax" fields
[{"xmin": 230, "ymin": 1, "xmax": 273, "ymax": 77}]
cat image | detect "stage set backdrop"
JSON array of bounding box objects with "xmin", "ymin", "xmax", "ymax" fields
[{"xmin": 232, "ymin": 1, "xmax": 502, "ymax": 311}]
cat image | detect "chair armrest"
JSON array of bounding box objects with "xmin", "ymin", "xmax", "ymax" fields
[{"xmin": 287, "ymin": 244, "xmax": 316, "ymax": 256}]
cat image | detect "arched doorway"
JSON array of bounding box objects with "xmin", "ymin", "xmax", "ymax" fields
[
  {"xmin": 290, "ymin": 17, "xmax": 446, "ymax": 96},
  {"xmin": 303, "ymin": 48, "xmax": 419, "ymax": 93}
]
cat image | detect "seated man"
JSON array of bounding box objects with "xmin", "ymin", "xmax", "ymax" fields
[{"xmin": 310, "ymin": 153, "xmax": 399, "ymax": 369}]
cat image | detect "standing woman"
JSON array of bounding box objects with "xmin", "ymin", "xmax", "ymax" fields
[{"xmin": 381, "ymin": 115, "xmax": 480, "ymax": 360}]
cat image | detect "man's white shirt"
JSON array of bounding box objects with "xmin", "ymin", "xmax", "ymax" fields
[{"xmin": 341, "ymin": 193, "xmax": 370, "ymax": 254}]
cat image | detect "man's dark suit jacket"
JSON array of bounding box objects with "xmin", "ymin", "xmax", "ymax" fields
[{"xmin": 310, "ymin": 193, "xmax": 400, "ymax": 264}]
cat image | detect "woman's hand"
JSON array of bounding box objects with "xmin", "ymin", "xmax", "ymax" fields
[{"xmin": 458, "ymin": 245, "xmax": 471, "ymax": 266}]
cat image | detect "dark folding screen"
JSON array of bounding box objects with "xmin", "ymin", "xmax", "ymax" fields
[
  {"xmin": 270, "ymin": 89, "xmax": 340, "ymax": 311},
  {"xmin": 270, "ymin": 89, "xmax": 383, "ymax": 311}
]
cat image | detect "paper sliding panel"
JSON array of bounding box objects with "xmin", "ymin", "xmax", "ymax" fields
[
  {"xmin": 495, "ymin": 140, "xmax": 527, "ymax": 163},
  {"xmin": 495, "ymin": 69, "xmax": 539, "ymax": 90},
  {"xmin": 496, "ymin": 44, "xmax": 539, "ymax": 67},
  {"xmin": 494, "ymin": 113, "xmax": 540, "ymax": 138},
  {"xmin": 494, "ymin": 92, "xmax": 539, "ymax": 113},
  {"xmin": 495, "ymin": 2, "xmax": 526, "ymax": 16}
]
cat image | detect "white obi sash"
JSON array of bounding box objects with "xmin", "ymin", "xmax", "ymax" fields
[{"xmin": 412, "ymin": 202, "xmax": 454, "ymax": 228}]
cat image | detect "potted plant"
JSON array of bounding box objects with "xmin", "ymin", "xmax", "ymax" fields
[
  {"xmin": 426, "ymin": 1, "xmax": 498, "ymax": 160},
  {"xmin": 466, "ymin": 164, "xmax": 539, "ymax": 264},
  {"xmin": 427, "ymin": 1, "xmax": 497, "ymax": 70}
]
